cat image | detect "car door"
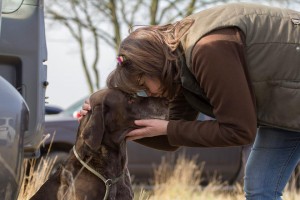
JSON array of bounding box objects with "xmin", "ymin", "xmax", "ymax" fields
[
  {"xmin": 0, "ymin": 0, "xmax": 47, "ymax": 157},
  {"xmin": 0, "ymin": 0, "xmax": 47, "ymax": 199}
]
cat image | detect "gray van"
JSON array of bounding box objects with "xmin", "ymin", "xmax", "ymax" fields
[{"xmin": 0, "ymin": 0, "xmax": 47, "ymax": 199}]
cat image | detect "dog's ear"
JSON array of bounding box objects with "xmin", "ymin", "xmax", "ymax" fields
[{"xmin": 81, "ymin": 103, "xmax": 106, "ymax": 150}]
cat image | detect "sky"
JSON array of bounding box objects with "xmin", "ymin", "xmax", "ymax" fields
[{"xmin": 45, "ymin": 27, "xmax": 116, "ymax": 109}]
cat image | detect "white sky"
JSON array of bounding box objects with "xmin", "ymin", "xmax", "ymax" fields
[{"xmin": 45, "ymin": 26, "xmax": 116, "ymax": 109}]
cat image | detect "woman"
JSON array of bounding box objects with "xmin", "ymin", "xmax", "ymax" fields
[{"xmin": 81, "ymin": 3, "xmax": 300, "ymax": 199}]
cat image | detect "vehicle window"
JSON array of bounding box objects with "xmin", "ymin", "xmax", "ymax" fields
[
  {"xmin": 2, "ymin": 0, "xmax": 23, "ymax": 14},
  {"xmin": 63, "ymin": 97, "xmax": 87, "ymax": 116}
]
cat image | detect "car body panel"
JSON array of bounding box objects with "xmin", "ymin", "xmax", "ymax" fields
[
  {"xmin": 0, "ymin": 0, "xmax": 47, "ymax": 198},
  {"xmin": 45, "ymin": 114, "xmax": 78, "ymax": 147},
  {"xmin": 0, "ymin": 76, "xmax": 29, "ymax": 200},
  {"xmin": 0, "ymin": 0, "xmax": 47, "ymax": 157}
]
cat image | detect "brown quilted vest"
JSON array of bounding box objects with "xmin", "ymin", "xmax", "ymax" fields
[{"xmin": 179, "ymin": 3, "xmax": 300, "ymax": 131}]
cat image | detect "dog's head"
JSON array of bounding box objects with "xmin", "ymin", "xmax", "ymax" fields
[{"xmin": 79, "ymin": 88, "xmax": 168, "ymax": 151}]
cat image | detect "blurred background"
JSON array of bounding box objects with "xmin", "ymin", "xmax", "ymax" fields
[{"xmin": 44, "ymin": 0, "xmax": 300, "ymax": 109}]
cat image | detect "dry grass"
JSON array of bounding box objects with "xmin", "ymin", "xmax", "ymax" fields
[
  {"xmin": 134, "ymin": 154, "xmax": 245, "ymax": 200},
  {"xmin": 18, "ymin": 156, "xmax": 57, "ymax": 200},
  {"xmin": 18, "ymin": 133, "xmax": 57, "ymax": 200},
  {"xmin": 136, "ymin": 154, "xmax": 300, "ymax": 200},
  {"xmin": 18, "ymin": 149, "xmax": 300, "ymax": 200}
]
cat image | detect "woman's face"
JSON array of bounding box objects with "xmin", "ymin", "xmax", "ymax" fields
[{"xmin": 138, "ymin": 75, "xmax": 163, "ymax": 97}]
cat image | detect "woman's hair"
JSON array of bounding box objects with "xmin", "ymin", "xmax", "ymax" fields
[{"xmin": 106, "ymin": 18, "xmax": 194, "ymax": 99}]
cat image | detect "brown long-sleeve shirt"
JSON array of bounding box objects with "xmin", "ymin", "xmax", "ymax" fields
[
  {"xmin": 167, "ymin": 28, "xmax": 257, "ymax": 148},
  {"xmin": 135, "ymin": 28, "xmax": 257, "ymax": 150}
]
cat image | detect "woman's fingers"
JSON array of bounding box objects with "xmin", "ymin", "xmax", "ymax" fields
[
  {"xmin": 126, "ymin": 127, "xmax": 148, "ymax": 141},
  {"xmin": 82, "ymin": 100, "xmax": 91, "ymax": 112},
  {"xmin": 126, "ymin": 119, "xmax": 169, "ymax": 141},
  {"xmin": 134, "ymin": 119, "xmax": 155, "ymax": 127},
  {"xmin": 126, "ymin": 128, "xmax": 147, "ymax": 141},
  {"xmin": 77, "ymin": 98, "xmax": 91, "ymax": 122}
]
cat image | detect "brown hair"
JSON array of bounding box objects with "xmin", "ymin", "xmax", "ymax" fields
[{"xmin": 106, "ymin": 18, "xmax": 194, "ymax": 99}]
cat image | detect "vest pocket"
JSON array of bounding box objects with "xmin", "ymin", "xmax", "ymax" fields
[
  {"xmin": 276, "ymin": 80, "xmax": 300, "ymax": 89},
  {"xmin": 254, "ymin": 81, "xmax": 300, "ymax": 131}
]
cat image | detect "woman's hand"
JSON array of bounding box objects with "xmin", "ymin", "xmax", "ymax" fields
[
  {"xmin": 126, "ymin": 119, "xmax": 169, "ymax": 141},
  {"xmin": 78, "ymin": 98, "xmax": 91, "ymax": 121}
]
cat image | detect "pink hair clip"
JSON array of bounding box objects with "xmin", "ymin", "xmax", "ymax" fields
[{"xmin": 116, "ymin": 55, "xmax": 126, "ymax": 65}]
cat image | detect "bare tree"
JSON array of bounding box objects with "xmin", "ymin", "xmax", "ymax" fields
[
  {"xmin": 45, "ymin": 0, "xmax": 299, "ymax": 92},
  {"xmin": 46, "ymin": 0, "xmax": 102, "ymax": 92}
]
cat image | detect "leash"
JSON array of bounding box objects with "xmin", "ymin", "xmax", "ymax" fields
[{"xmin": 72, "ymin": 146, "xmax": 124, "ymax": 200}]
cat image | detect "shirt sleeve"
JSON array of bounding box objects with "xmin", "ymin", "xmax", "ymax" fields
[
  {"xmin": 167, "ymin": 28, "xmax": 257, "ymax": 147},
  {"xmin": 168, "ymin": 88, "xmax": 199, "ymax": 121}
]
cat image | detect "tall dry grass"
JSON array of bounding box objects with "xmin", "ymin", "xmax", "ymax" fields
[
  {"xmin": 135, "ymin": 154, "xmax": 244, "ymax": 200},
  {"xmin": 137, "ymin": 154, "xmax": 300, "ymax": 200},
  {"xmin": 17, "ymin": 133, "xmax": 57, "ymax": 200},
  {"xmin": 18, "ymin": 150, "xmax": 300, "ymax": 200},
  {"xmin": 18, "ymin": 156, "xmax": 57, "ymax": 200}
]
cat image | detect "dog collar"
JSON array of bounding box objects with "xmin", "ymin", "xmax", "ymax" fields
[{"xmin": 72, "ymin": 146, "xmax": 124, "ymax": 200}]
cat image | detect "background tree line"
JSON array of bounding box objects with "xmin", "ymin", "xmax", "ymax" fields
[{"xmin": 45, "ymin": 0, "xmax": 299, "ymax": 93}]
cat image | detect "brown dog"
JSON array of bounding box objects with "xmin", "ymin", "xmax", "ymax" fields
[{"xmin": 30, "ymin": 88, "xmax": 168, "ymax": 200}]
